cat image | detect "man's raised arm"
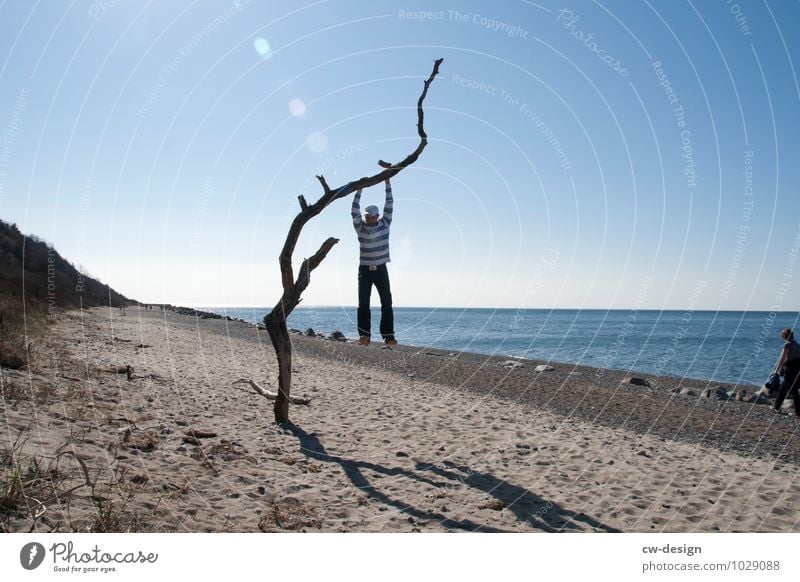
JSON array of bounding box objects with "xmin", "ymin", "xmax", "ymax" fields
[
  {"xmin": 352, "ymin": 188, "xmax": 363, "ymax": 228},
  {"xmin": 383, "ymin": 179, "xmax": 393, "ymax": 225}
]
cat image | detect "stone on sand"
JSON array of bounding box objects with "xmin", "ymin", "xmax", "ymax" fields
[
  {"xmin": 623, "ymin": 377, "xmax": 649, "ymax": 387},
  {"xmin": 501, "ymin": 360, "xmax": 525, "ymax": 369}
]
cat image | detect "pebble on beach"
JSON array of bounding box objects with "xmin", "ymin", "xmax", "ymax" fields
[
  {"xmin": 502, "ymin": 360, "xmax": 525, "ymax": 369},
  {"xmin": 622, "ymin": 377, "xmax": 649, "ymax": 387}
]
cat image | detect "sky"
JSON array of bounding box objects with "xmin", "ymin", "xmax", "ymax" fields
[{"xmin": 0, "ymin": 0, "xmax": 798, "ymax": 311}]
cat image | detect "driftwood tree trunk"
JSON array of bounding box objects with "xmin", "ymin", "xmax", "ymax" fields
[{"xmin": 264, "ymin": 58, "xmax": 443, "ymax": 424}]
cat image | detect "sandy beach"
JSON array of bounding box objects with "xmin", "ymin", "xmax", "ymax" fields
[{"xmin": 2, "ymin": 306, "xmax": 800, "ymax": 533}]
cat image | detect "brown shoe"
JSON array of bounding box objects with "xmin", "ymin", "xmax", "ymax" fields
[
  {"xmin": 384, "ymin": 338, "xmax": 398, "ymax": 347},
  {"xmin": 358, "ymin": 336, "xmax": 370, "ymax": 346}
]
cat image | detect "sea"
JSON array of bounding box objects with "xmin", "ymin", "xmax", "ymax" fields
[{"xmin": 200, "ymin": 307, "xmax": 800, "ymax": 388}]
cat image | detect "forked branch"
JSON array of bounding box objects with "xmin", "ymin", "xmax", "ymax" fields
[{"xmin": 264, "ymin": 58, "xmax": 443, "ymax": 424}]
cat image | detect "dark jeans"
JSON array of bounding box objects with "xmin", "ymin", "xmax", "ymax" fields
[
  {"xmin": 775, "ymin": 360, "xmax": 800, "ymax": 414},
  {"xmin": 357, "ymin": 264, "xmax": 394, "ymax": 340}
]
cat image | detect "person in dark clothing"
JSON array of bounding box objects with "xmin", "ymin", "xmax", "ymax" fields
[
  {"xmin": 773, "ymin": 328, "xmax": 800, "ymax": 415},
  {"xmin": 351, "ymin": 178, "xmax": 396, "ymax": 346}
]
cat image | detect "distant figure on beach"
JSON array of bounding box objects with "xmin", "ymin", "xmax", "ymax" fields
[
  {"xmin": 773, "ymin": 328, "xmax": 800, "ymax": 415},
  {"xmin": 352, "ymin": 178, "xmax": 396, "ymax": 347}
]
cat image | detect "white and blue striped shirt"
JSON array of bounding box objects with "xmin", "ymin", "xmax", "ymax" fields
[{"xmin": 352, "ymin": 185, "xmax": 393, "ymax": 266}]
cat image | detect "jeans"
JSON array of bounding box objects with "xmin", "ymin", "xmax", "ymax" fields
[
  {"xmin": 775, "ymin": 359, "xmax": 800, "ymax": 415},
  {"xmin": 357, "ymin": 264, "xmax": 394, "ymax": 340}
]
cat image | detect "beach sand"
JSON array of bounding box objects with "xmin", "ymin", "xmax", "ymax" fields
[{"xmin": 2, "ymin": 306, "xmax": 799, "ymax": 533}]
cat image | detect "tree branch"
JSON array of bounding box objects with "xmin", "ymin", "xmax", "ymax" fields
[
  {"xmin": 295, "ymin": 236, "xmax": 339, "ymax": 299},
  {"xmin": 270, "ymin": 236, "xmax": 340, "ymax": 320},
  {"xmin": 316, "ymin": 175, "xmax": 332, "ymax": 196},
  {"xmin": 318, "ymin": 57, "xmax": 443, "ymax": 199},
  {"xmin": 277, "ymin": 58, "xmax": 443, "ymax": 288},
  {"xmin": 233, "ymin": 379, "xmax": 311, "ymax": 405}
]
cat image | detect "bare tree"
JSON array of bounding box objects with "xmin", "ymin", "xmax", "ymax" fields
[{"xmin": 262, "ymin": 58, "xmax": 443, "ymax": 424}]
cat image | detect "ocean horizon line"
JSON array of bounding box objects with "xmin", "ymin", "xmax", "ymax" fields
[{"xmin": 189, "ymin": 304, "xmax": 800, "ymax": 315}]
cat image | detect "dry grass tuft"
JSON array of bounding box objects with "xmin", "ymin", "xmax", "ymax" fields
[{"xmin": 258, "ymin": 497, "xmax": 322, "ymax": 531}]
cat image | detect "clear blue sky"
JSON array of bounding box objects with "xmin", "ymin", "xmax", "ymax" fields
[{"xmin": 1, "ymin": 0, "xmax": 798, "ymax": 310}]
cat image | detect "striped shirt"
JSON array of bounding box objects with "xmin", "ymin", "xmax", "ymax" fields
[{"xmin": 352, "ymin": 185, "xmax": 393, "ymax": 266}]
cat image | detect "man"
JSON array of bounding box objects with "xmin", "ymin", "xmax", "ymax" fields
[{"xmin": 352, "ymin": 178, "xmax": 396, "ymax": 346}]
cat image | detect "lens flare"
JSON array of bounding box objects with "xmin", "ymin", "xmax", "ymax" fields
[
  {"xmin": 253, "ymin": 37, "xmax": 271, "ymax": 59},
  {"xmin": 289, "ymin": 98, "xmax": 306, "ymax": 117},
  {"xmin": 306, "ymin": 131, "xmax": 328, "ymax": 154}
]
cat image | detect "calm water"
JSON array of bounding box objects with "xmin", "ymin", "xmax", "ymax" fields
[{"xmin": 203, "ymin": 307, "xmax": 800, "ymax": 387}]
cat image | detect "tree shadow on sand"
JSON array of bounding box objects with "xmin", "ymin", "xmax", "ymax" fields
[
  {"xmin": 416, "ymin": 460, "xmax": 620, "ymax": 533},
  {"xmin": 287, "ymin": 424, "xmax": 619, "ymax": 532}
]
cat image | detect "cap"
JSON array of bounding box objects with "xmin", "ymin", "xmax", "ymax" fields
[{"xmin": 365, "ymin": 205, "xmax": 380, "ymax": 216}]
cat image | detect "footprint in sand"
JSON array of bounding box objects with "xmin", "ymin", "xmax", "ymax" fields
[
  {"xmin": 679, "ymin": 502, "xmax": 705, "ymax": 515},
  {"xmin": 685, "ymin": 515, "xmax": 704, "ymax": 524}
]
